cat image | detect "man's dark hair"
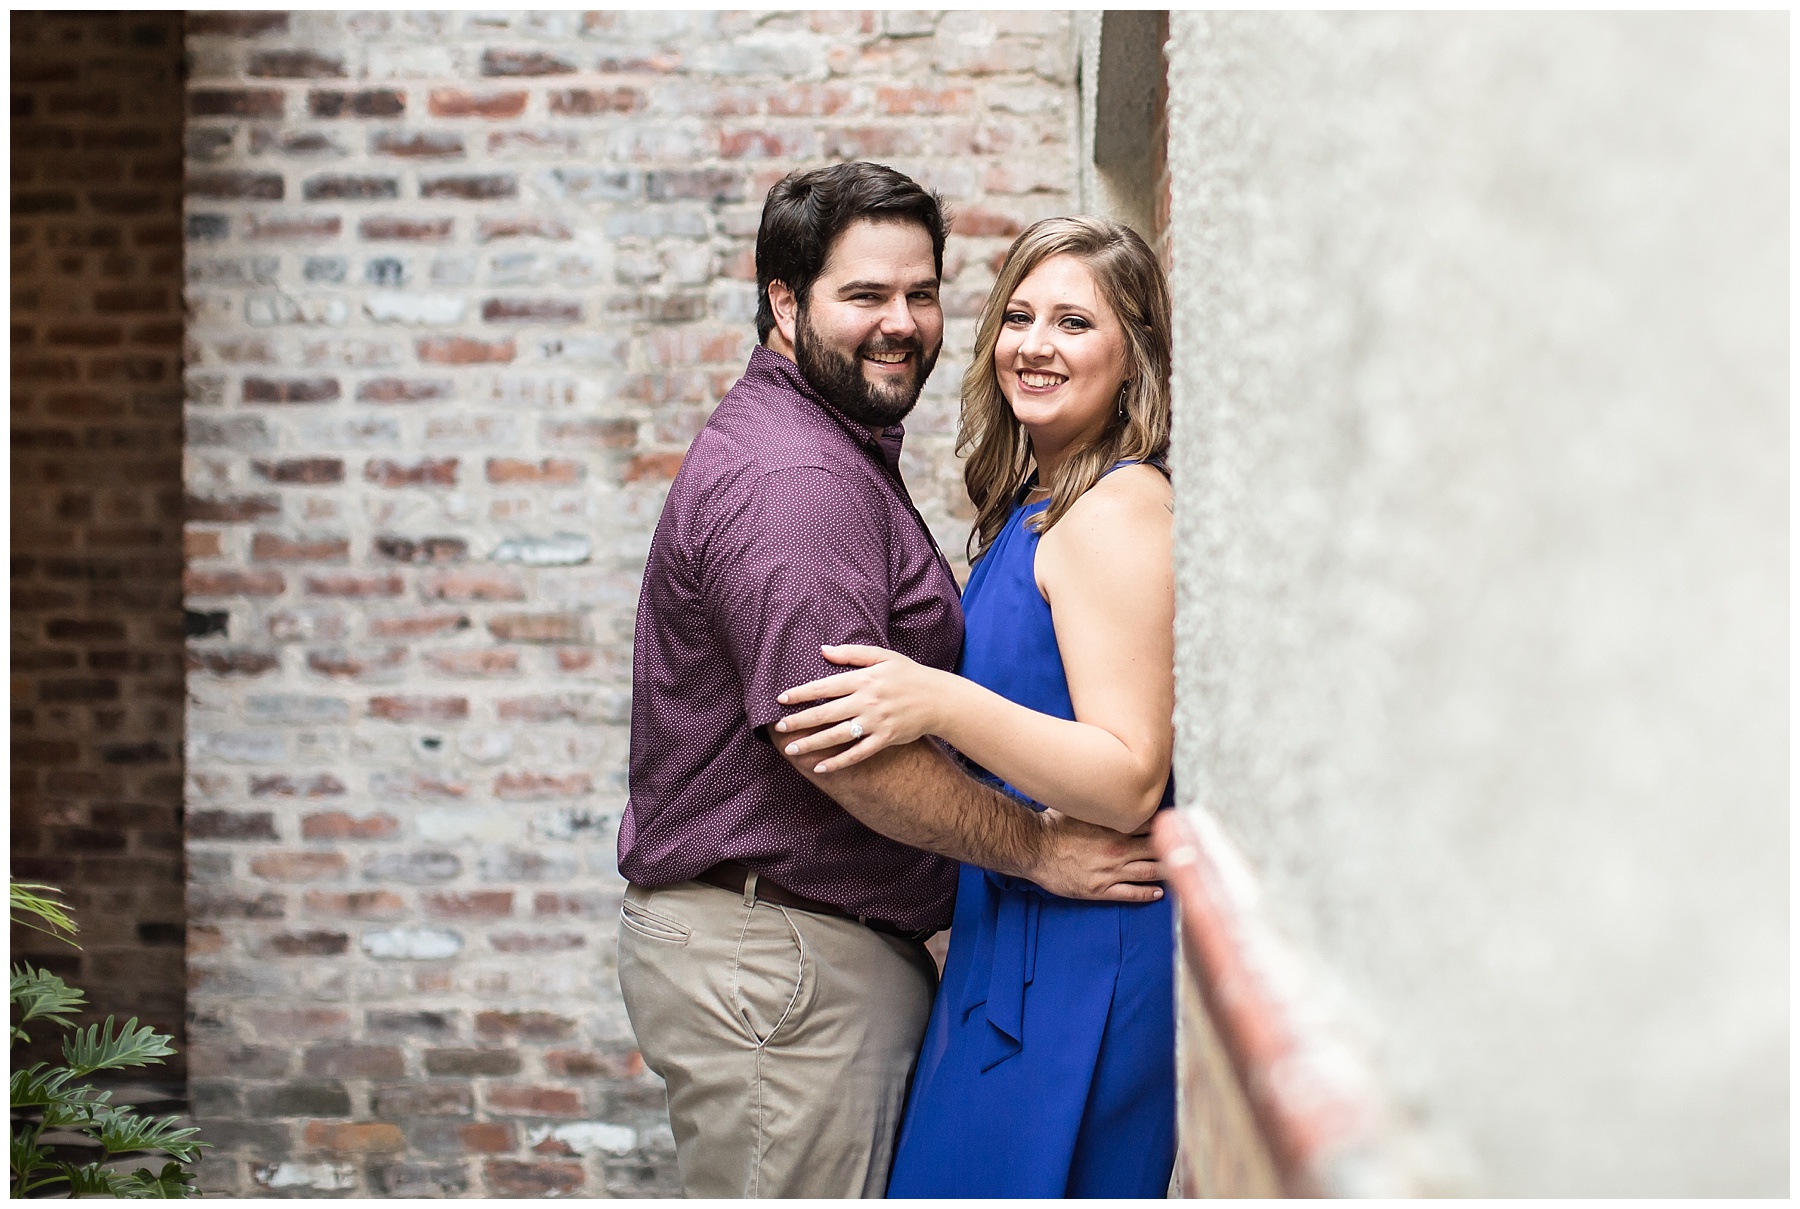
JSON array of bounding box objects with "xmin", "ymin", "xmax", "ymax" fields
[{"xmin": 754, "ymin": 162, "xmax": 947, "ymax": 344}]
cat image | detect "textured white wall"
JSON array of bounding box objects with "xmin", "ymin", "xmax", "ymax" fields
[{"xmin": 1166, "ymin": 13, "xmax": 1786, "ymax": 1196}]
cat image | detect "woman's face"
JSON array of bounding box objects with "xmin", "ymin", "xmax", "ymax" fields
[{"xmin": 993, "ymin": 253, "xmax": 1131, "ymax": 464}]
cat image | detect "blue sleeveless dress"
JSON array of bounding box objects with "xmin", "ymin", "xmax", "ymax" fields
[{"xmin": 886, "ymin": 476, "xmax": 1176, "ymax": 1198}]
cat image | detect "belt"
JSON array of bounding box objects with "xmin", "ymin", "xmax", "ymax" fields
[{"xmin": 694, "ymin": 861, "xmax": 936, "ymax": 943}]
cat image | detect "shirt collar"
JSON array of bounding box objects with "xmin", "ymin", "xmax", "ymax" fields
[{"xmin": 744, "ymin": 345, "xmax": 906, "ymax": 474}]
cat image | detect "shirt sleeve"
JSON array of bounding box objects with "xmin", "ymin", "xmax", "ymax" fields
[{"xmin": 700, "ymin": 465, "xmax": 895, "ymax": 731}]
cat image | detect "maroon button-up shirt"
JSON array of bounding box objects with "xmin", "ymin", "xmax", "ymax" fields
[{"xmin": 619, "ymin": 345, "xmax": 962, "ymax": 930}]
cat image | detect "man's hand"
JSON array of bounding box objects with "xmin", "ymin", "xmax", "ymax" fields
[{"xmin": 1024, "ymin": 809, "xmax": 1163, "ymax": 903}]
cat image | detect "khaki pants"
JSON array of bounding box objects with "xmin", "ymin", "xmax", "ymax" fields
[{"xmin": 616, "ymin": 880, "xmax": 938, "ymax": 1198}]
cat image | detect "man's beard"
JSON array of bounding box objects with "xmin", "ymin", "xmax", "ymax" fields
[{"xmin": 794, "ymin": 307, "xmax": 940, "ymax": 429}]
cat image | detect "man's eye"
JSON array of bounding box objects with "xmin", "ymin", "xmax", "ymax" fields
[{"xmin": 909, "ymin": 292, "xmax": 938, "ymax": 303}]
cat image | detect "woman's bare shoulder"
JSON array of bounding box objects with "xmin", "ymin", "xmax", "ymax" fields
[
  {"xmin": 1040, "ymin": 462, "xmax": 1172, "ymax": 578},
  {"xmin": 1061, "ymin": 463, "xmax": 1171, "ymax": 534}
]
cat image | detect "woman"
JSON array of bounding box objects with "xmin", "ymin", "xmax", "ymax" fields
[{"xmin": 774, "ymin": 216, "xmax": 1176, "ymax": 1197}]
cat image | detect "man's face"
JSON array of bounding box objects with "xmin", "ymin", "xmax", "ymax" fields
[{"xmin": 793, "ymin": 219, "xmax": 944, "ymax": 429}]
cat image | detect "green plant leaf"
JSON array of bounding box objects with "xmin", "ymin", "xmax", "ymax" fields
[
  {"xmin": 57, "ymin": 1159, "xmax": 124, "ymax": 1197},
  {"xmin": 95, "ymin": 1107, "xmax": 206, "ymax": 1161},
  {"xmin": 9, "ymin": 882, "xmax": 79, "ymax": 945},
  {"xmin": 112, "ymin": 1160, "xmax": 200, "ymax": 1199},
  {"xmin": 61, "ymin": 1017, "xmax": 175, "ymax": 1077},
  {"xmin": 11, "ymin": 962, "xmax": 88, "ymax": 1041},
  {"xmin": 12, "ymin": 1127, "xmax": 53, "ymax": 1199}
]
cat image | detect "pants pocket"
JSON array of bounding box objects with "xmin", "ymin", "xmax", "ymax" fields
[
  {"xmin": 621, "ymin": 894, "xmax": 692, "ymax": 945},
  {"xmin": 732, "ymin": 907, "xmax": 806, "ymax": 1046}
]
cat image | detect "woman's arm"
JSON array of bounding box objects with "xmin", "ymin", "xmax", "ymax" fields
[{"xmin": 778, "ymin": 465, "xmax": 1174, "ymax": 834}]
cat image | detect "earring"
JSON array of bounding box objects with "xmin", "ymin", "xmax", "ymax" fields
[{"xmin": 1117, "ymin": 381, "xmax": 1130, "ymax": 419}]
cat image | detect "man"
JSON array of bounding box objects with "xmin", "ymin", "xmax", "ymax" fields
[{"xmin": 616, "ymin": 162, "xmax": 1161, "ymax": 1198}]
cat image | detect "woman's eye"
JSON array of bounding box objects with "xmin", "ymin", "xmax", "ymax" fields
[
  {"xmin": 1060, "ymin": 316, "xmax": 1091, "ymax": 331},
  {"xmin": 1003, "ymin": 311, "xmax": 1030, "ymax": 325}
]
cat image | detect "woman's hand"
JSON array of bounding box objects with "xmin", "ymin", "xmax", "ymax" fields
[{"xmin": 775, "ymin": 644, "xmax": 952, "ymax": 772}]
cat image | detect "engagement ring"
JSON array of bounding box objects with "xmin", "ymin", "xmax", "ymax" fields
[{"xmin": 848, "ymin": 720, "xmax": 864, "ymax": 741}]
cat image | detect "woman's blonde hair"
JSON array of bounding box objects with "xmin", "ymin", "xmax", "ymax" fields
[{"xmin": 959, "ymin": 216, "xmax": 1172, "ymax": 561}]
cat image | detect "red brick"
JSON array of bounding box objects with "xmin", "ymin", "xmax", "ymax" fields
[
  {"xmin": 249, "ymin": 50, "xmax": 345, "ymax": 79},
  {"xmin": 417, "ymin": 336, "xmax": 514, "ymax": 364},
  {"xmin": 185, "ymin": 568, "xmax": 285, "ymax": 597},
  {"xmin": 477, "ymin": 216, "xmax": 572, "ymax": 243},
  {"xmin": 424, "ymin": 649, "xmax": 519, "ymax": 677},
  {"xmin": 252, "ymin": 773, "xmax": 348, "ymax": 799},
  {"xmin": 545, "ymin": 1049, "xmax": 644, "ymax": 1079},
  {"xmin": 430, "ymin": 89, "xmax": 528, "ymax": 119},
  {"xmin": 251, "ymin": 534, "xmax": 349, "ymax": 562},
  {"xmin": 365, "ymin": 458, "xmax": 457, "ymax": 488},
  {"xmin": 449, "ymin": 1122, "xmax": 513, "ymax": 1154},
  {"xmin": 187, "ymin": 11, "xmax": 289, "ymax": 36},
  {"xmin": 494, "ymin": 693, "xmax": 598, "ymax": 723},
  {"xmin": 422, "ymin": 174, "xmax": 516, "ymax": 201},
  {"xmin": 877, "ymin": 85, "xmax": 975, "ymax": 115},
  {"xmin": 246, "ymin": 215, "xmax": 342, "ymax": 241},
  {"xmin": 490, "ymin": 930, "xmax": 587, "ymax": 952},
  {"xmin": 243, "ymin": 376, "xmax": 341, "ymax": 404},
  {"xmin": 475, "ymin": 1011, "xmax": 577, "ymax": 1041},
  {"xmin": 187, "ymin": 172, "xmax": 284, "ymax": 200},
  {"xmin": 304, "ymin": 174, "xmax": 399, "ymax": 202},
  {"xmin": 368, "ymin": 696, "xmax": 469, "ymax": 723},
  {"xmin": 45, "ymin": 322, "xmax": 123, "ymax": 347},
  {"xmin": 250, "ymin": 851, "xmax": 349, "ymax": 882},
  {"xmin": 309, "ymin": 89, "xmax": 405, "ymax": 119},
  {"xmin": 766, "ymin": 83, "xmax": 854, "ymax": 116},
  {"xmin": 621, "ymin": 451, "xmax": 686, "ymax": 484},
  {"xmin": 485, "ymin": 1161, "xmax": 582, "ymax": 1197},
  {"xmin": 304, "ymin": 573, "xmax": 404, "ymax": 598},
  {"xmin": 93, "ymin": 286, "xmax": 169, "ymax": 313},
  {"xmin": 302, "ymin": 812, "xmax": 399, "ymax": 840},
  {"xmin": 483, "ymin": 296, "xmax": 583, "ymax": 324},
  {"xmin": 305, "ymin": 647, "xmax": 407, "ymax": 678},
  {"xmin": 542, "ymin": 417, "xmax": 636, "ymax": 449},
  {"xmin": 493, "ymin": 772, "xmax": 593, "ymax": 802},
  {"xmin": 304, "ymin": 1121, "xmax": 405, "ymax": 1153},
  {"xmin": 485, "ymin": 457, "xmax": 582, "ymax": 485},
  {"xmin": 371, "ymin": 131, "xmax": 464, "ymax": 159},
  {"xmin": 421, "ymin": 571, "xmax": 527, "ymax": 603},
  {"xmin": 305, "ymin": 1045, "xmax": 407, "ymax": 1078},
  {"xmin": 252, "ymin": 457, "xmax": 344, "ymax": 484},
  {"xmin": 187, "ymin": 648, "xmax": 280, "ymax": 676},
  {"xmin": 186, "ymin": 88, "xmax": 284, "ymax": 117},
  {"xmin": 487, "ymin": 1086, "xmax": 581, "ymax": 1116},
  {"xmin": 373, "ymin": 536, "xmax": 467, "ymax": 564},
  {"xmin": 187, "ymin": 492, "xmax": 280, "ymax": 521},
  {"xmin": 487, "ymin": 613, "xmax": 585, "ymax": 644},
  {"xmin": 250, "ymin": 1007, "xmax": 354, "ymax": 1043},
  {"xmin": 263, "ymin": 930, "xmax": 351, "ymax": 957},
  {"xmin": 548, "ymin": 87, "xmax": 645, "ymax": 116},
  {"xmin": 368, "ymin": 612, "xmax": 469, "ymax": 639},
  {"xmin": 304, "ymin": 889, "xmax": 406, "ymax": 919},
  {"xmin": 188, "ymin": 809, "xmax": 278, "ymax": 840},
  {"xmin": 356, "ymin": 378, "xmax": 454, "ymax": 404},
  {"xmin": 422, "ymin": 891, "xmax": 513, "ymax": 919},
  {"xmin": 480, "ymin": 49, "xmax": 576, "ymax": 76},
  {"xmin": 359, "ymin": 216, "xmax": 453, "ymax": 242},
  {"xmin": 952, "ymin": 206, "xmax": 1024, "ymax": 238}
]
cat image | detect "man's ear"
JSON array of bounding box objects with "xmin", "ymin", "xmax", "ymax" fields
[{"xmin": 767, "ymin": 279, "xmax": 800, "ymax": 348}]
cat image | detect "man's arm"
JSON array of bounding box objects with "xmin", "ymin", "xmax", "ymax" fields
[{"xmin": 770, "ymin": 725, "xmax": 1162, "ymax": 903}]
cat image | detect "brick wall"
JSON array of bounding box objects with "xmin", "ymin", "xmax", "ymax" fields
[
  {"xmin": 180, "ymin": 10, "xmax": 1078, "ymax": 1197},
  {"xmin": 11, "ymin": 10, "xmax": 189, "ymax": 1076}
]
